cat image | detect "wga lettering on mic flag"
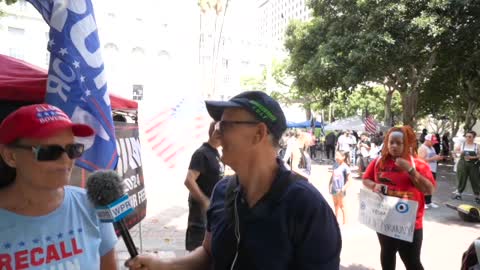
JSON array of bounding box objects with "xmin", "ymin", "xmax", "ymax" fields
[{"xmin": 26, "ymin": 0, "xmax": 118, "ymax": 171}]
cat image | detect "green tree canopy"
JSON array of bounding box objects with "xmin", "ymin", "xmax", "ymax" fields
[
  {"xmin": 285, "ymin": 0, "xmax": 452, "ymax": 126},
  {"xmin": 331, "ymin": 86, "xmax": 402, "ymax": 123},
  {"xmin": 418, "ymin": 0, "xmax": 480, "ymax": 134},
  {"xmin": 0, "ymin": 0, "xmax": 18, "ymax": 4}
]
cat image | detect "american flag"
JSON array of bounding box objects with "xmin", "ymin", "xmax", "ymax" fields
[
  {"xmin": 143, "ymin": 98, "xmax": 211, "ymax": 168},
  {"xmin": 364, "ymin": 114, "xmax": 377, "ymax": 134}
]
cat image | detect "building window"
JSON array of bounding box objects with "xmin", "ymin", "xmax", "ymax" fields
[
  {"xmin": 104, "ymin": 43, "xmax": 120, "ymax": 80},
  {"xmin": 8, "ymin": 27, "xmax": 25, "ymax": 60},
  {"xmin": 222, "ymin": 58, "xmax": 229, "ymax": 69},
  {"xmin": 201, "ymin": 56, "xmax": 211, "ymax": 64},
  {"xmin": 132, "ymin": 84, "xmax": 143, "ymax": 101},
  {"xmin": 158, "ymin": 50, "xmax": 171, "ymax": 61},
  {"xmin": 131, "ymin": 47, "xmax": 145, "ymax": 55}
]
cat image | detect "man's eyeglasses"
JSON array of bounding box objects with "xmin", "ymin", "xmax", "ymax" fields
[
  {"xmin": 11, "ymin": 143, "xmax": 85, "ymax": 161},
  {"xmin": 466, "ymin": 135, "xmax": 473, "ymax": 138},
  {"xmin": 215, "ymin": 120, "xmax": 260, "ymax": 134}
]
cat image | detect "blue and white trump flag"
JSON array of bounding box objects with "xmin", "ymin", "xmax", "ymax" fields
[{"xmin": 27, "ymin": 0, "xmax": 118, "ymax": 171}]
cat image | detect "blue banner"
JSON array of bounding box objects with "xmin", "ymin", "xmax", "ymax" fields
[{"xmin": 27, "ymin": 0, "xmax": 118, "ymax": 171}]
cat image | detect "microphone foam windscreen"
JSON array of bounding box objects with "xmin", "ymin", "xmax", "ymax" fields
[{"xmin": 86, "ymin": 170, "xmax": 125, "ymax": 207}]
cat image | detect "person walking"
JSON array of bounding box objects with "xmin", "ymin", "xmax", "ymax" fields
[
  {"xmin": 309, "ymin": 132, "xmax": 317, "ymax": 159},
  {"xmin": 441, "ymin": 132, "xmax": 451, "ymax": 158},
  {"xmin": 418, "ymin": 134, "xmax": 443, "ymax": 209},
  {"xmin": 329, "ymin": 150, "xmax": 352, "ymax": 225},
  {"xmin": 127, "ymin": 91, "xmax": 342, "ymax": 270},
  {"xmin": 337, "ymin": 130, "xmax": 355, "ymax": 165},
  {"xmin": 453, "ymin": 131, "xmax": 480, "ymax": 204},
  {"xmin": 362, "ymin": 126, "xmax": 436, "ymax": 270},
  {"xmin": 325, "ymin": 131, "xmax": 337, "ymax": 160},
  {"xmin": 357, "ymin": 133, "xmax": 372, "ymax": 173},
  {"xmin": 184, "ymin": 121, "xmax": 223, "ymax": 251},
  {"xmin": 419, "ymin": 128, "xmax": 428, "ymax": 144}
]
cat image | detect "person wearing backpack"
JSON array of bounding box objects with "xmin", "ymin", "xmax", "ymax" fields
[
  {"xmin": 453, "ymin": 131, "xmax": 480, "ymax": 204},
  {"xmin": 329, "ymin": 150, "xmax": 353, "ymax": 225},
  {"xmin": 127, "ymin": 91, "xmax": 342, "ymax": 270}
]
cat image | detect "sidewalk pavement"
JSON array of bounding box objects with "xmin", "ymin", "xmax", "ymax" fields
[{"xmin": 116, "ymin": 159, "xmax": 480, "ymax": 269}]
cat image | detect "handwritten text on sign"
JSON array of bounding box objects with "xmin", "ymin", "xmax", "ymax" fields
[{"xmin": 359, "ymin": 189, "xmax": 418, "ymax": 242}]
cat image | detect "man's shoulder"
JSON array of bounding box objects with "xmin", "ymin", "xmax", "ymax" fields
[
  {"xmin": 285, "ymin": 177, "xmax": 326, "ymax": 206},
  {"xmin": 211, "ymin": 176, "xmax": 234, "ymax": 198},
  {"xmin": 193, "ymin": 143, "xmax": 209, "ymax": 154}
]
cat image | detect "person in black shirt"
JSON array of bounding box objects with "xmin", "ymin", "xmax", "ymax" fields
[
  {"xmin": 325, "ymin": 131, "xmax": 337, "ymax": 159},
  {"xmin": 442, "ymin": 132, "xmax": 450, "ymax": 157},
  {"xmin": 184, "ymin": 121, "xmax": 223, "ymax": 251},
  {"xmin": 433, "ymin": 133, "xmax": 441, "ymax": 155},
  {"xmin": 419, "ymin": 128, "xmax": 428, "ymax": 144}
]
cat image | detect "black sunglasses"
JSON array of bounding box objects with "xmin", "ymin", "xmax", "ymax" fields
[
  {"xmin": 12, "ymin": 143, "xmax": 85, "ymax": 161},
  {"xmin": 215, "ymin": 120, "xmax": 260, "ymax": 134}
]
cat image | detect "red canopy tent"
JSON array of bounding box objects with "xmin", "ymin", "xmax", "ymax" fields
[{"xmin": 0, "ymin": 54, "xmax": 138, "ymax": 110}]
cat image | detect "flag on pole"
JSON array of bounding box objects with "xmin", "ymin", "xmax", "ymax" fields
[
  {"xmin": 144, "ymin": 98, "xmax": 211, "ymax": 168},
  {"xmin": 26, "ymin": 0, "xmax": 118, "ymax": 171},
  {"xmin": 364, "ymin": 110, "xmax": 377, "ymax": 134}
]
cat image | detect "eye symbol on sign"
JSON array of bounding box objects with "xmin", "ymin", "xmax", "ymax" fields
[{"xmin": 395, "ymin": 202, "xmax": 409, "ymax": 213}]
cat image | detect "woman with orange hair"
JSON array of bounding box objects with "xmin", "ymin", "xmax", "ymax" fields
[{"xmin": 362, "ymin": 126, "xmax": 436, "ymax": 270}]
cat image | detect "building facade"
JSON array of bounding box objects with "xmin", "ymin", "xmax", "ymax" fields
[
  {"xmin": 0, "ymin": 0, "xmax": 269, "ymax": 102},
  {"xmin": 256, "ymin": 0, "xmax": 312, "ymax": 58}
]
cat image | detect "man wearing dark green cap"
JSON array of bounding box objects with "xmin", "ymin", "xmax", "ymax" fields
[{"xmin": 127, "ymin": 91, "xmax": 342, "ymax": 270}]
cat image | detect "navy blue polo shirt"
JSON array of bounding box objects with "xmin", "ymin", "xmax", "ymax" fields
[{"xmin": 206, "ymin": 159, "xmax": 342, "ymax": 270}]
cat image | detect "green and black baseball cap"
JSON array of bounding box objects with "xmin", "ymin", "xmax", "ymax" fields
[{"xmin": 205, "ymin": 91, "xmax": 287, "ymax": 140}]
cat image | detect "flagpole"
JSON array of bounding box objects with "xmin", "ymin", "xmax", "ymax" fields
[{"xmin": 212, "ymin": 0, "xmax": 230, "ymax": 98}]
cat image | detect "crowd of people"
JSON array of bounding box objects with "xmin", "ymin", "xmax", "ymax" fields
[{"xmin": 281, "ymin": 126, "xmax": 479, "ymax": 206}]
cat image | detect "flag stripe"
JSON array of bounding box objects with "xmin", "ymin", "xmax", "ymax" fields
[
  {"xmin": 145, "ymin": 109, "xmax": 172, "ymax": 134},
  {"xmin": 143, "ymin": 99, "xmax": 211, "ymax": 168},
  {"xmin": 364, "ymin": 115, "xmax": 377, "ymax": 133}
]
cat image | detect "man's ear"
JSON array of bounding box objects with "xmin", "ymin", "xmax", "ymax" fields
[
  {"xmin": 0, "ymin": 145, "xmax": 17, "ymax": 168},
  {"xmin": 253, "ymin": 123, "xmax": 269, "ymax": 144}
]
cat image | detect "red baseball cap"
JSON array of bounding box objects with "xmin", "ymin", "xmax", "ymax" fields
[
  {"xmin": 0, "ymin": 104, "xmax": 95, "ymax": 144},
  {"xmin": 425, "ymin": 134, "xmax": 439, "ymax": 144}
]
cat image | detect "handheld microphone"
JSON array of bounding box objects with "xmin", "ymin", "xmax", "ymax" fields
[{"xmin": 86, "ymin": 170, "xmax": 138, "ymax": 258}]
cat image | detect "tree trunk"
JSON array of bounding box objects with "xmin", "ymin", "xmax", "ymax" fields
[
  {"xmin": 400, "ymin": 89, "xmax": 419, "ymax": 127},
  {"xmin": 463, "ymin": 100, "xmax": 479, "ymax": 133},
  {"xmin": 383, "ymin": 86, "xmax": 394, "ymax": 127},
  {"xmin": 305, "ymin": 104, "xmax": 312, "ymax": 121},
  {"xmin": 451, "ymin": 111, "xmax": 463, "ymax": 138}
]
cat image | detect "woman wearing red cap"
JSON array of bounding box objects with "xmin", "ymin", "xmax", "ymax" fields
[{"xmin": 0, "ymin": 104, "xmax": 118, "ymax": 269}]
